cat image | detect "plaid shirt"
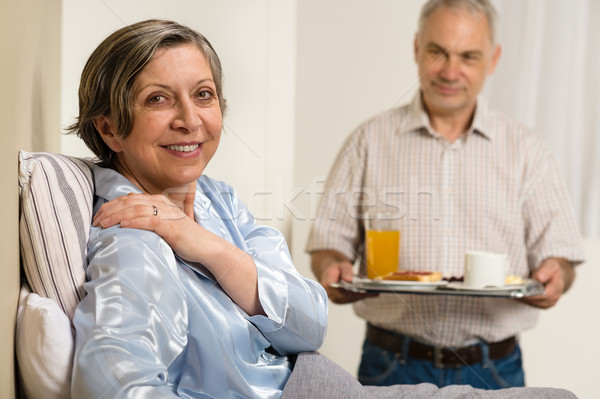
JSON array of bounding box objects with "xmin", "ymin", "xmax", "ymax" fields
[{"xmin": 306, "ymin": 93, "xmax": 584, "ymax": 346}]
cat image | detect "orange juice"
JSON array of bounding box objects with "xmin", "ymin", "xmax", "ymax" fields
[{"xmin": 365, "ymin": 229, "xmax": 400, "ymax": 279}]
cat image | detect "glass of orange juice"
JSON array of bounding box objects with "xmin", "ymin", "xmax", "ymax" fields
[{"xmin": 365, "ymin": 214, "xmax": 401, "ymax": 279}]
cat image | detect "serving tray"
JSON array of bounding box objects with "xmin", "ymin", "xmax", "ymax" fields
[{"xmin": 331, "ymin": 277, "xmax": 545, "ymax": 298}]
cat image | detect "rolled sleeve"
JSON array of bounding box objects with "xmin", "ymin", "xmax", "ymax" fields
[
  {"xmin": 522, "ymin": 151, "xmax": 585, "ymax": 269},
  {"xmin": 240, "ymin": 214, "xmax": 328, "ymax": 354}
]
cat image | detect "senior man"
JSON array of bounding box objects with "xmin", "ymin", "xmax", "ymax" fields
[{"xmin": 307, "ymin": 0, "xmax": 584, "ymax": 389}]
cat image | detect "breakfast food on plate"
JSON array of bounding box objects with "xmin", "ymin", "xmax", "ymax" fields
[
  {"xmin": 505, "ymin": 275, "xmax": 527, "ymax": 285},
  {"xmin": 376, "ymin": 270, "xmax": 443, "ymax": 282}
]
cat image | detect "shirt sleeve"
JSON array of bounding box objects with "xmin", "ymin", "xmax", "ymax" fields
[
  {"xmin": 521, "ymin": 142, "xmax": 585, "ymax": 269},
  {"xmin": 71, "ymin": 227, "xmax": 187, "ymax": 399},
  {"xmin": 305, "ymin": 126, "xmax": 369, "ymax": 261},
  {"xmin": 220, "ymin": 184, "xmax": 328, "ymax": 355}
]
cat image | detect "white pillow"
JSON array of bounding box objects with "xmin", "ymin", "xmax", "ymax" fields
[
  {"xmin": 16, "ymin": 285, "xmax": 74, "ymax": 399},
  {"xmin": 18, "ymin": 151, "xmax": 94, "ymax": 320}
]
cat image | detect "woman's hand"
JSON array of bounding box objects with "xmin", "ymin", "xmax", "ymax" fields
[
  {"xmin": 93, "ymin": 193, "xmax": 266, "ymax": 316},
  {"xmin": 93, "ymin": 193, "xmax": 213, "ymax": 263}
]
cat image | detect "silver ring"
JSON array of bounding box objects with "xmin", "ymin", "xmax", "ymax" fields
[{"xmin": 153, "ymin": 205, "xmax": 158, "ymax": 216}]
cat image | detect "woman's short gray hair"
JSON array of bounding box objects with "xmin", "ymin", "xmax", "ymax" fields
[
  {"xmin": 68, "ymin": 19, "xmax": 227, "ymax": 165},
  {"xmin": 417, "ymin": 0, "xmax": 498, "ymax": 45}
]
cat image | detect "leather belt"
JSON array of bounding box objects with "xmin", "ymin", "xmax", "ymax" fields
[{"xmin": 366, "ymin": 324, "xmax": 517, "ymax": 368}]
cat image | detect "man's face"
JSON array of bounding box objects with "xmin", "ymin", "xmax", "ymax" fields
[{"xmin": 414, "ymin": 6, "xmax": 501, "ymax": 118}]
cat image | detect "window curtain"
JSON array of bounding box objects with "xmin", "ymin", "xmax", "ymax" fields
[{"xmin": 484, "ymin": 0, "xmax": 600, "ymax": 238}]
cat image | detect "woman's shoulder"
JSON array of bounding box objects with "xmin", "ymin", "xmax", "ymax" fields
[{"xmin": 89, "ymin": 223, "xmax": 167, "ymax": 251}]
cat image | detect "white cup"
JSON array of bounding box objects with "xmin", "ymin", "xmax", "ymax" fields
[{"xmin": 464, "ymin": 251, "xmax": 507, "ymax": 288}]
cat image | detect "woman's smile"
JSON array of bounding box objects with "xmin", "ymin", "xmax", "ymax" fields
[
  {"xmin": 163, "ymin": 143, "xmax": 203, "ymax": 158},
  {"xmin": 165, "ymin": 143, "xmax": 200, "ymax": 152}
]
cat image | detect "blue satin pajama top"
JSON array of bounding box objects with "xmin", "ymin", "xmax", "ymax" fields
[{"xmin": 72, "ymin": 166, "xmax": 328, "ymax": 398}]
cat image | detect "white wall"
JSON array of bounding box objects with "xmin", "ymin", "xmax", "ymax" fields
[{"xmin": 521, "ymin": 239, "xmax": 599, "ymax": 398}]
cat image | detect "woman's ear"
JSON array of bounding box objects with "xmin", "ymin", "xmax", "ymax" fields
[{"xmin": 93, "ymin": 115, "xmax": 123, "ymax": 152}]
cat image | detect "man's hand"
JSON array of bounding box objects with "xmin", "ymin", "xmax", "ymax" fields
[
  {"xmin": 522, "ymin": 257, "xmax": 575, "ymax": 309},
  {"xmin": 311, "ymin": 250, "xmax": 378, "ymax": 304}
]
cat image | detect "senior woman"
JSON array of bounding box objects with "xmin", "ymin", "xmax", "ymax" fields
[
  {"xmin": 69, "ymin": 19, "xmax": 327, "ymax": 398},
  {"xmin": 69, "ymin": 19, "xmax": 577, "ymax": 399}
]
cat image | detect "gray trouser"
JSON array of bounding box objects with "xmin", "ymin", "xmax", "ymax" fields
[{"xmin": 281, "ymin": 352, "xmax": 576, "ymax": 399}]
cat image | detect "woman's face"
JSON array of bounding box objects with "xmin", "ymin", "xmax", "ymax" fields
[{"xmin": 99, "ymin": 44, "xmax": 223, "ymax": 194}]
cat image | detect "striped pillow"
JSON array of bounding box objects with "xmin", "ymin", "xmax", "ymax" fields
[{"xmin": 18, "ymin": 151, "xmax": 94, "ymax": 320}]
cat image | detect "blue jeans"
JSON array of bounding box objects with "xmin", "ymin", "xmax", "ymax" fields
[{"xmin": 358, "ymin": 337, "xmax": 525, "ymax": 389}]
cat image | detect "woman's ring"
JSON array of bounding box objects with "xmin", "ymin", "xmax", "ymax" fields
[{"xmin": 153, "ymin": 205, "xmax": 158, "ymax": 216}]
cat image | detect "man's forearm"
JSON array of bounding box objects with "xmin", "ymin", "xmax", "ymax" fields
[{"xmin": 555, "ymin": 257, "xmax": 575, "ymax": 293}]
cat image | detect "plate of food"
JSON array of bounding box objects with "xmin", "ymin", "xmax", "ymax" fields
[
  {"xmin": 360, "ymin": 270, "xmax": 446, "ymax": 286},
  {"xmin": 435, "ymin": 276, "xmax": 545, "ymax": 297},
  {"xmin": 331, "ymin": 270, "xmax": 448, "ymax": 293},
  {"xmin": 439, "ymin": 274, "xmax": 526, "ymax": 290},
  {"xmin": 443, "ymin": 282, "xmax": 528, "ymax": 292}
]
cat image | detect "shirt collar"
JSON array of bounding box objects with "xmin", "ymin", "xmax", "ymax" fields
[
  {"xmin": 470, "ymin": 96, "xmax": 493, "ymax": 140},
  {"xmin": 93, "ymin": 164, "xmax": 143, "ymax": 201},
  {"xmin": 402, "ymin": 91, "xmax": 494, "ymax": 140}
]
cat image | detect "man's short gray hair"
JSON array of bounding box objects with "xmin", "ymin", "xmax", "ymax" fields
[{"xmin": 417, "ymin": 0, "xmax": 499, "ymax": 45}]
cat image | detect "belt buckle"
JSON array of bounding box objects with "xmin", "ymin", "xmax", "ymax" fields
[{"xmin": 433, "ymin": 346, "xmax": 444, "ymax": 368}]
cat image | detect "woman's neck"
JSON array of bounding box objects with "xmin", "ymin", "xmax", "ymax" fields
[
  {"xmin": 166, "ymin": 188, "xmax": 197, "ymax": 218},
  {"xmin": 112, "ymin": 159, "xmax": 197, "ymax": 217}
]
